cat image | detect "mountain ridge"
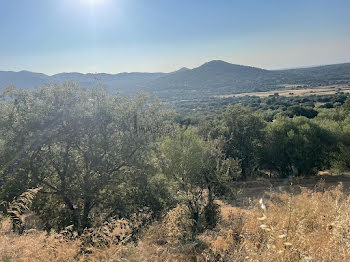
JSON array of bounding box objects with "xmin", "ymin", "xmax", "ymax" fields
[{"xmin": 1, "ymin": 61, "xmax": 350, "ymax": 98}]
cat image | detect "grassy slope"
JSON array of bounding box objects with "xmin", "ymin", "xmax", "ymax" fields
[{"xmin": 1, "ymin": 177, "xmax": 350, "ymax": 261}]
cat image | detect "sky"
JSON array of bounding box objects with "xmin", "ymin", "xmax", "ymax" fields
[{"xmin": 1, "ymin": 0, "xmax": 350, "ymax": 75}]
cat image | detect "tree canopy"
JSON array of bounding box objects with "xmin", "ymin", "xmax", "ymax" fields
[{"xmin": 0, "ymin": 83, "xmax": 174, "ymax": 231}]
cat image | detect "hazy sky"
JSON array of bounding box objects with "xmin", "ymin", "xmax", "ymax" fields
[{"xmin": 1, "ymin": 0, "xmax": 350, "ymax": 74}]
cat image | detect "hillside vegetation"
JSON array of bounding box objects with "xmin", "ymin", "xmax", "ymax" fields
[
  {"xmin": 1, "ymin": 83, "xmax": 350, "ymax": 261},
  {"xmin": 1, "ymin": 184, "xmax": 350, "ymax": 261}
]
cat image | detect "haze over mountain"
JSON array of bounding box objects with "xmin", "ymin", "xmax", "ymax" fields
[
  {"xmin": 0, "ymin": 70, "xmax": 165, "ymax": 94},
  {"xmin": 1, "ymin": 60, "xmax": 350, "ymax": 100}
]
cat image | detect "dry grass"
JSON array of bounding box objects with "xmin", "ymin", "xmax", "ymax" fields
[
  {"xmin": 0, "ymin": 228, "xmax": 80, "ymax": 262},
  {"xmin": 2, "ymin": 183, "xmax": 350, "ymax": 261},
  {"xmin": 218, "ymin": 85, "xmax": 350, "ymax": 98},
  {"xmin": 202, "ymin": 183, "xmax": 350, "ymax": 261}
]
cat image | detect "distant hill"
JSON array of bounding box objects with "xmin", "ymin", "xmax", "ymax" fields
[
  {"xmin": 145, "ymin": 61, "xmax": 350, "ymax": 98},
  {"xmin": 145, "ymin": 60, "xmax": 272, "ymax": 97},
  {"xmin": 0, "ymin": 70, "xmax": 165, "ymax": 94},
  {"xmin": 277, "ymin": 63, "xmax": 350, "ymax": 84},
  {"xmin": 1, "ymin": 61, "xmax": 350, "ymax": 100},
  {"xmin": 51, "ymin": 72, "xmax": 165, "ymax": 94},
  {"xmin": 0, "ymin": 70, "xmax": 50, "ymax": 89}
]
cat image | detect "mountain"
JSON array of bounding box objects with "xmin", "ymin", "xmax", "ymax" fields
[
  {"xmin": 145, "ymin": 61, "xmax": 271, "ymax": 95},
  {"xmin": 278, "ymin": 63, "xmax": 350, "ymax": 84},
  {"xmin": 0, "ymin": 70, "xmax": 50, "ymax": 89},
  {"xmin": 1, "ymin": 61, "xmax": 350, "ymax": 99},
  {"xmin": 168, "ymin": 67, "xmax": 190, "ymax": 74},
  {"xmin": 144, "ymin": 61, "xmax": 350, "ymax": 99},
  {"xmin": 0, "ymin": 71, "xmax": 165, "ymax": 94},
  {"xmin": 51, "ymin": 72, "xmax": 166, "ymax": 94}
]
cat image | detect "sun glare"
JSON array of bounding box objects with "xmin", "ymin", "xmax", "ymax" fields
[
  {"xmin": 61, "ymin": 0, "xmax": 119, "ymax": 28},
  {"xmin": 87, "ymin": 0, "xmax": 106, "ymax": 6}
]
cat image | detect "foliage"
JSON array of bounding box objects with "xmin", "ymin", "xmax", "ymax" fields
[
  {"xmin": 283, "ymin": 105, "xmax": 318, "ymax": 118},
  {"xmin": 331, "ymin": 116, "xmax": 350, "ymax": 172},
  {"xmin": 262, "ymin": 116, "xmax": 335, "ymax": 177},
  {"xmin": 1, "ymin": 81, "xmax": 350, "ymax": 260},
  {"xmin": 0, "ymin": 83, "xmax": 174, "ymax": 232},
  {"xmin": 153, "ymin": 129, "xmax": 223, "ymax": 235},
  {"xmin": 203, "ymin": 105, "xmax": 265, "ymax": 178}
]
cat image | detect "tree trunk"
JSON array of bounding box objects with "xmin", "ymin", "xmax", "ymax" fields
[
  {"xmin": 82, "ymin": 198, "xmax": 91, "ymax": 230},
  {"xmin": 205, "ymin": 186, "xmax": 217, "ymax": 229},
  {"xmin": 62, "ymin": 195, "xmax": 80, "ymax": 231}
]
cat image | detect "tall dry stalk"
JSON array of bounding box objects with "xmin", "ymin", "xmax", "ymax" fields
[{"xmin": 6, "ymin": 187, "xmax": 41, "ymax": 233}]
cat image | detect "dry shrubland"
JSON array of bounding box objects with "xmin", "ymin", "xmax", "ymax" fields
[{"xmin": 1, "ymin": 183, "xmax": 350, "ymax": 261}]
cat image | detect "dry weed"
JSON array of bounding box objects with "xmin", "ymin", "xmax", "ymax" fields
[{"xmin": 2, "ymin": 184, "xmax": 350, "ymax": 261}]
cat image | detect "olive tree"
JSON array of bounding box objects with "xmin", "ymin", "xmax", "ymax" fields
[
  {"xmin": 262, "ymin": 116, "xmax": 335, "ymax": 177},
  {"xmin": 203, "ymin": 105, "xmax": 265, "ymax": 178},
  {"xmin": 153, "ymin": 129, "xmax": 222, "ymax": 236},
  {"xmin": 0, "ymin": 83, "xmax": 173, "ymax": 231}
]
